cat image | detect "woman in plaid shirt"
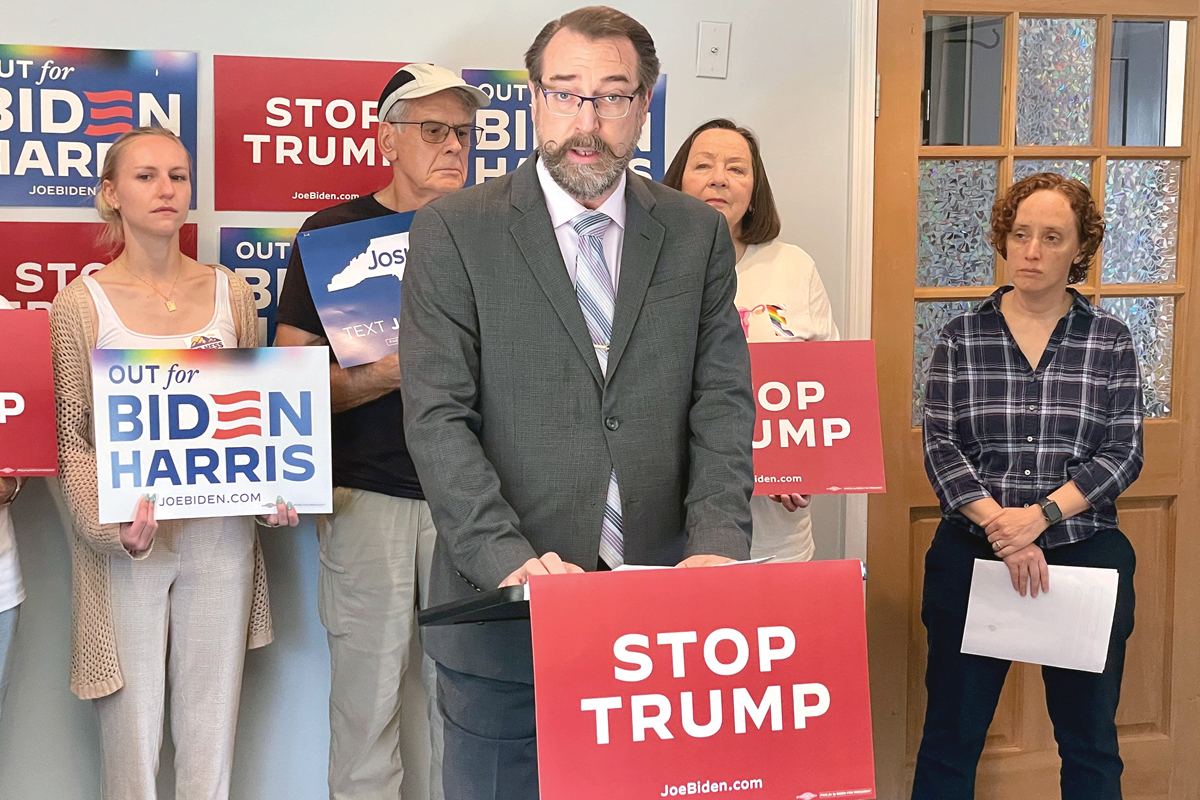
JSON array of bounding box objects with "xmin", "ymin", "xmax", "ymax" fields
[{"xmin": 912, "ymin": 173, "xmax": 1143, "ymax": 800}]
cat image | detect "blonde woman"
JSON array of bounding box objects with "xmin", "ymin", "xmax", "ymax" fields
[{"xmin": 49, "ymin": 126, "xmax": 298, "ymax": 800}]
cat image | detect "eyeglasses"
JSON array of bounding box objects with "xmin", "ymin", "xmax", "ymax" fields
[
  {"xmin": 392, "ymin": 121, "xmax": 483, "ymax": 146},
  {"xmin": 538, "ymin": 87, "xmax": 638, "ymax": 119}
]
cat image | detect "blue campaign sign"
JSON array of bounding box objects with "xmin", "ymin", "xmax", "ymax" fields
[
  {"xmin": 220, "ymin": 227, "xmax": 297, "ymax": 346},
  {"xmin": 0, "ymin": 45, "xmax": 198, "ymax": 207},
  {"xmin": 295, "ymin": 212, "xmax": 413, "ymax": 368},
  {"xmin": 463, "ymin": 69, "xmax": 667, "ymax": 185}
]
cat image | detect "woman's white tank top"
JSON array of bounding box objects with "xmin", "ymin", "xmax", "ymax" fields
[{"xmin": 82, "ymin": 268, "xmax": 238, "ymax": 350}]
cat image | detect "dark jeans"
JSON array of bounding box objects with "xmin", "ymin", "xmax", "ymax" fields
[
  {"xmin": 437, "ymin": 662, "xmax": 539, "ymax": 800},
  {"xmin": 911, "ymin": 520, "xmax": 1136, "ymax": 800}
]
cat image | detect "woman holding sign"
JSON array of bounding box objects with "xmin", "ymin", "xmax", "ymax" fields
[
  {"xmin": 0, "ymin": 472, "xmax": 23, "ymax": 730},
  {"xmin": 0, "ymin": 299, "xmax": 27, "ymax": 729},
  {"xmin": 49, "ymin": 127, "xmax": 298, "ymax": 800},
  {"xmin": 664, "ymin": 119, "xmax": 839, "ymax": 562},
  {"xmin": 914, "ymin": 173, "xmax": 1142, "ymax": 799}
]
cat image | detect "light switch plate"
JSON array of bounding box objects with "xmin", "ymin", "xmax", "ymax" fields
[{"xmin": 696, "ymin": 21, "xmax": 731, "ymax": 79}]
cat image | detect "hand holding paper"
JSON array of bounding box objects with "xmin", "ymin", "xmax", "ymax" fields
[
  {"xmin": 1001, "ymin": 543, "xmax": 1050, "ymax": 597},
  {"xmin": 961, "ymin": 559, "xmax": 1119, "ymax": 673}
]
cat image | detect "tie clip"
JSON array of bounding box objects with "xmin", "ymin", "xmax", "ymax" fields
[{"xmin": 594, "ymin": 344, "xmax": 609, "ymax": 352}]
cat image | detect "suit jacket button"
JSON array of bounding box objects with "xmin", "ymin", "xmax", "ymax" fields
[{"xmin": 605, "ymin": 416, "xmax": 619, "ymax": 431}]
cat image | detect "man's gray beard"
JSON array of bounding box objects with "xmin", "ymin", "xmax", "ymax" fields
[{"xmin": 538, "ymin": 120, "xmax": 644, "ymax": 202}]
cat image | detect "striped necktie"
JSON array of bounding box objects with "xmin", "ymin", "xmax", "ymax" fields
[{"xmin": 571, "ymin": 210, "xmax": 623, "ymax": 568}]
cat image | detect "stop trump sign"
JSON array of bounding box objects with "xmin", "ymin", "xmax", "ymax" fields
[{"xmin": 530, "ymin": 560, "xmax": 876, "ymax": 800}]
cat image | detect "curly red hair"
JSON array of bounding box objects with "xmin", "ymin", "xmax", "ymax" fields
[{"xmin": 990, "ymin": 172, "xmax": 1105, "ymax": 284}]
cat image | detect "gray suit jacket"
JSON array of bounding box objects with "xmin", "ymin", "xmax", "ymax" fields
[{"xmin": 400, "ymin": 157, "xmax": 754, "ymax": 682}]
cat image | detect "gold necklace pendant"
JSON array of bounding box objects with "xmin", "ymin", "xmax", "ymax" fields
[{"xmin": 121, "ymin": 261, "xmax": 183, "ymax": 314}]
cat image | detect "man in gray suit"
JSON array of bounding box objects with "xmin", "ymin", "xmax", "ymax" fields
[{"xmin": 400, "ymin": 7, "xmax": 755, "ymax": 798}]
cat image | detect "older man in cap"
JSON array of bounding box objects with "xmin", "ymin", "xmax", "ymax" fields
[{"xmin": 275, "ymin": 63, "xmax": 488, "ymax": 800}]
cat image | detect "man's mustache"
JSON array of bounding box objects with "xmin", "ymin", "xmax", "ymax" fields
[{"xmin": 543, "ymin": 133, "xmax": 633, "ymax": 161}]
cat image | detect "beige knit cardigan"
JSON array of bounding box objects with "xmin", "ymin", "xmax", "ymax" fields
[{"xmin": 50, "ymin": 265, "xmax": 273, "ymax": 700}]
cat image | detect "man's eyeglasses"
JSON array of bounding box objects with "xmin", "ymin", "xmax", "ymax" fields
[
  {"xmin": 392, "ymin": 121, "xmax": 483, "ymax": 146},
  {"xmin": 538, "ymin": 87, "xmax": 638, "ymax": 119}
]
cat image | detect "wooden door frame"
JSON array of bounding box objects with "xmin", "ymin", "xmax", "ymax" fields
[{"xmin": 867, "ymin": 2, "xmax": 1200, "ymax": 798}]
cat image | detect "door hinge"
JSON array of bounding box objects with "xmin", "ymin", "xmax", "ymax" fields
[{"xmin": 875, "ymin": 74, "xmax": 881, "ymax": 118}]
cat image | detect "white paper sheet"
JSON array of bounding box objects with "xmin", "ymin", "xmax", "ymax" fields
[
  {"xmin": 612, "ymin": 556, "xmax": 775, "ymax": 572},
  {"xmin": 520, "ymin": 556, "xmax": 782, "ymax": 599},
  {"xmin": 525, "ymin": 561, "xmax": 777, "ymax": 597},
  {"xmin": 960, "ymin": 559, "xmax": 1119, "ymax": 673}
]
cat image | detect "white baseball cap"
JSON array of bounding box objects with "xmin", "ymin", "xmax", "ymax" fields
[{"xmin": 376, "ymin": 63, "xmax": 490, "ymax": 121}]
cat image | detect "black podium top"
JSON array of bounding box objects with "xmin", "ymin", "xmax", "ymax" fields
[{"xmin": 418, "ymin": 585, "xmax": 529, "ymax": 626}]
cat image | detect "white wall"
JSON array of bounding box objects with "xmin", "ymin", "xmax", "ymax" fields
[{"xmin": 0, "ymin": 1, "xmax": 857, "ymax": 797}]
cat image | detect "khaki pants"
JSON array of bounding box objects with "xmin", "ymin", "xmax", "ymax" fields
[
  {"xmin": 94, "ymin": 516, "xmax": 256, "ymax": 800},
  {"xmin": 318, "ymin": 487, "xmax": 443, "ymax": 800}
]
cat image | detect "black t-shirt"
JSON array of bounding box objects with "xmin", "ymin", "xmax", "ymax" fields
[{"xmin": 277, "ymin": 194, "xmax": 423, "ymax": 500}]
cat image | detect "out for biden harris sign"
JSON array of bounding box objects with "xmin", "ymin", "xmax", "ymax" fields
[
  {"xmin": 91, "ymin": 347, "xmax": 332, "ymax": 524},
  {"xmin": 0, "ymin": 45, "xmax": 197, "ymax": 207}
]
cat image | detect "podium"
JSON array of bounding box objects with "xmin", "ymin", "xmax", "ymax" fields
[
  {"xmin": 418, "ymin": 584, "xmax": 528, "ymax": 626},
  {"xmin": 419, "ymin": 560, "xmax": 877, "ymax": 800}
]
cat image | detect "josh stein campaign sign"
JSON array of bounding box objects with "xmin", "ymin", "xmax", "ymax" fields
[
  {"xmin": 92, "ymin": 347, "xmax": 332, "ymax": 523},
  {"xmin": 295, "ymin": 212, "xmax": 414, "ymax": 368}
]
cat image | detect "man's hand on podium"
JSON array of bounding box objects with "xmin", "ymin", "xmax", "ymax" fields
[
  {"xmin": 675, "ymin": 554, "xmax": 737, "ymax": 568},
  {"xmin": 498, "ymin": 552, "xmax": 586, "ymax": 587}
]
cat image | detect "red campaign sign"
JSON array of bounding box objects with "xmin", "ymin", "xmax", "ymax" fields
[
  {"xmin": 750, "ymin": 340, "xmax": 885, "ymax": 496},
  {"xmin": 531, "ymin": 561, "xmax": 876, "ymax": 800},
  {"xmin": 0, "ymin": 222, "xmax": 197, "ymax": 311},
  {"xmin": 0, "ymin": 310, "xmax": 58, "ymax": 475},
  {"xmin": 214, "ymin": 55, "xmax": 407, "ymax": 211}
]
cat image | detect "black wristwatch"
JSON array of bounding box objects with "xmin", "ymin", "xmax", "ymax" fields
[{"xmin": 1037, "ymin": 497, "xmax": 1062, "ymax": 526}]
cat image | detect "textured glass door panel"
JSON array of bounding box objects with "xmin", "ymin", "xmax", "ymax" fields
[
  {"xmin": 912, "ymin": 300, "xmax": 979, "ymax": 425},
  {"xmin": 1109, "ymin": 20, "xmax": 1187, "ymax": 147},
  {"xmin": 1017, "ymin": 18, "xmax": 1097, "ymax": 146},
  {"xmin": 1103, "ymin": 159, "xmax": 1181, "ymax": 284},
  {"xmin": 1013, "ymin": 159, "xmax": 1093, "ymax": 185},
  {"xmin": 924, "ymin": 16, "xmax": 1006, "ymax": 145},
  {"xmin": 1100, "ymin": 296, "xmax": 1175, "ymax": 417},
  {"xmin": 917, "ymin": 160, "xmax": 999, "ymax": 287}
]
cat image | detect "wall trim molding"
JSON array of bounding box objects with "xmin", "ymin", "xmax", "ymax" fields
[{"xmin": 844, "ymin": 0, "xmax": 877, "ymax": 563}]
